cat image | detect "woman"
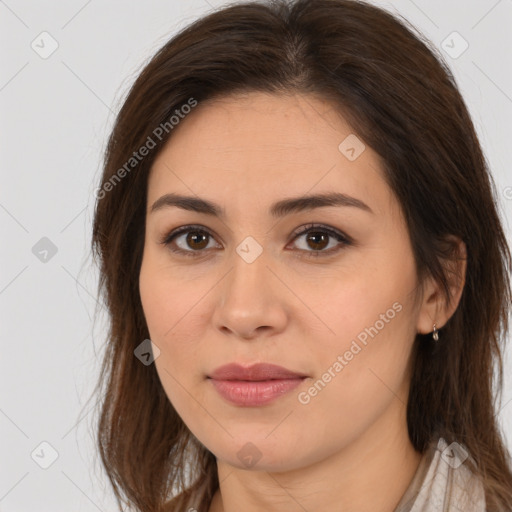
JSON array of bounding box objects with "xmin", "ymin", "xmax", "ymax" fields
[{"xmin": 91, "ymin": 0, "xmax": 512, "ymax": 510}]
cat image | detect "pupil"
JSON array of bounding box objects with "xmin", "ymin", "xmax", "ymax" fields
[
  {"xmin": 187, "ymin": 231, "xmax": 208, "ymax": 250},
  {"xmin": 308, "ymin": 232, "xmax": 328, "ymax": 250}
]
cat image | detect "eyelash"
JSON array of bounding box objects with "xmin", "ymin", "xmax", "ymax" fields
[{"xmin": 159, "ymin": 223, "xmax": 353, "ymax": 259}]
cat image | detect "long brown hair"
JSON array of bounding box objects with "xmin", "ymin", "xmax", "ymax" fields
[{"xmin": 91, "ymin": 1, "xmax": 512, "ymax": 510}]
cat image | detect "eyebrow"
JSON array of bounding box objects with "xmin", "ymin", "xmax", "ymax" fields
[{"xmin": 149, "ymin": 192, "xmax": 374, "ymax": 218}]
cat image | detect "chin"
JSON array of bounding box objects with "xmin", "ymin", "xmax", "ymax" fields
[{"xmin": 203, "ymin": 434, "xmax": 318, "ymax": 473}]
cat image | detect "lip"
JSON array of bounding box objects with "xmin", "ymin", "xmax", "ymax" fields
[
  {"xmin": 207, "ymin": 363, "xmax": 308, "ymax": 407},
  {"xmin": 208, "ymin": 362, "xmax": 307, "ymax": 381}
]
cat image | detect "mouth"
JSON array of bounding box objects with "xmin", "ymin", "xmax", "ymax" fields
[{"xmin": 207, "ymin": 362, "xmax": 308, "ymax": 407}]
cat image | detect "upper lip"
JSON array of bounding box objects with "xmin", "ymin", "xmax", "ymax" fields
[{"xmin": 208, "ymin": 363, "xmax": 307, "ymax": 381}]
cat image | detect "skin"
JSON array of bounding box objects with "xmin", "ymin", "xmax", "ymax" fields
[{"xmin": 138, "ymin": 91, "xmax": 466, "ymax": 512}]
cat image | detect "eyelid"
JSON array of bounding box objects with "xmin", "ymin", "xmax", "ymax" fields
[{"xmin": 289, "ymin": 223, "xmax": 353, "ymax": 244}]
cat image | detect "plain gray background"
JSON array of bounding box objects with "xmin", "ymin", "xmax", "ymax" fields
[{"xmin": 1, "ymin": 0, "xmax": 511, "ymax": 510}]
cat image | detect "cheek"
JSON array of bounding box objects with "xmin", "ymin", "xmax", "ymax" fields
[
  {"xmin": 307, "ymin": 254, "xmax": 418, "ymax": 401},
  {"xmin": 316, "ymin": 267, "xmax": 415, "ymax": 352},
  {"xmin": 139, "ymin": 257, "xmax": 194, "ymax": 385},
  {"xmin": 139, "ymin": 249, "xmax": 201, "ymax": 339},
  {"xmin": 139, "ymin": 263, "xmax": 206, "ymax": 421},
  {"xmin": 295, "ymin": 298, "xmax": 416, "ymax": 453}
]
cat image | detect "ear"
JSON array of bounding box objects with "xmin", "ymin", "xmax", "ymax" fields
[{"xmin": 416, "ymin": 236, "xmax": 467, "ymax": 335}]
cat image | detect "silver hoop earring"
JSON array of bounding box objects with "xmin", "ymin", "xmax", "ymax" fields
[{"xmin": 432, "ymin": 324, "xmax": 439, "ymax": 341}]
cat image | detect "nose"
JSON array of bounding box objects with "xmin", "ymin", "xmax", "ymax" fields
[{"xmin": 211, "ymin": 246, "xmax": 288, "ymax": 340}]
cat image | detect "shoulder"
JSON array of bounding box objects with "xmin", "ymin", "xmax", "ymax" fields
[
  {"xmin": 395, "ymin": 437, "xmax": 486, "ymax": 512},
  {"xmin": 423, "ymin": 438, "xmax": 486, "ymax": 512}
]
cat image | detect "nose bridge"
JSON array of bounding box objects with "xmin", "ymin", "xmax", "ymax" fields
[
  {"xmin": 224, "ymin": 236, "xmax": 273, "ymax": 305},
  {"xmin": 212, "ymin": 236, "xmax": 287, "ymax": 336}
]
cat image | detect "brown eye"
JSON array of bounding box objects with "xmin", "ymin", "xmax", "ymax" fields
[
  {"xmin": 304, "ymin": 231, "xmax": 330, "ymax": 251},
  {"xmin": 290, "ymin": 224, "xmax": 352, "ymax": 258},
  {"xmin": 183, "ymin": 231, "xmax": 209, "ymax": 250},
  {"xmin": 161, "ymin": 225, "xmax": 220, "ymax": 257}
]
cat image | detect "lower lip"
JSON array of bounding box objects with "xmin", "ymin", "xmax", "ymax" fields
[{"xmin": 209, "ymin": 378, "xmax": 305, "ymax": 406}]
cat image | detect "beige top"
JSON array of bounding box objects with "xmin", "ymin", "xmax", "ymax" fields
[{"xmin": 394, "ymin": 438, "xmax": 486, "ymax": 512}]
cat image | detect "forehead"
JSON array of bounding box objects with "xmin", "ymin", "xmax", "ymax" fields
[{"xmin": 147, "ymin": 92, "xmax": 392, "ymax": 218}]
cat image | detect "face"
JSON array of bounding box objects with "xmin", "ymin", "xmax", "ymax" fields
[{"xmin": 139, "ymin": 91, "xmax": 424, "ymax": 472}]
